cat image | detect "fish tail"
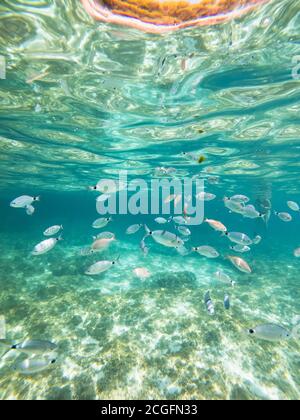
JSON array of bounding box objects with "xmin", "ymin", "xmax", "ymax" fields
[
  {"xmin": 144, "ymin": 225, "xmax": 151, "ymax": 235},
  {"xmin": 86, "ymin": 186, "xmax": 95, "ymax": 191},
  {"xmin": 57, "ymin": 235, "xmax": 63, "ymax": 241}
]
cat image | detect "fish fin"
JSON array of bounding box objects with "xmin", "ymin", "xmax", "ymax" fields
[
  {"xmin": 57, "ymin": 235, "xmax": 63, "ymax": 241},
  {"xmin": 0, "ymin": 348, "xmax": 13, "ymax": 360}
]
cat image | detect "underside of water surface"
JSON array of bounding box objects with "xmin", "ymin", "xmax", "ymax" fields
[{"xmin": 0, "ymin": 0, "xmax": 300, "ymax": 401}]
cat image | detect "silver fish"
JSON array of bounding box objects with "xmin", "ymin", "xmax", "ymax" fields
[
  {"xmin": 248, "ymin": 324, "xmax": 291, "ymax": 342},
  {"xmin": 204, "ymin": 291, "xmax": 214, "ymax": 315},
  {"xmin": 95, "ymin": 231, "xmax": 115, "ymax": 240},
  {"xmin": 154, "ymin": 217, "xmax": 169, "ymax": 224},
  {"xmin": 193, "ymin": 246, "xmax": 219, "ymax": 258},
  {"xmin": 230, "ymin": 244, "xmax": 251, "ymax": 253},
  {"xmin": 230, "ymin": 195, "xmax": 250, "ymax": 204},
  {"xmin": 44, "ymin": 225, "xmax": 63, "ymax": 237},
  {"xmin": 25, "ymin": 205, "xmax": 35, "ymax": 216},
  {"xmin": 225, "ymin": 232, "xmax": 252, "ymax": 246},
  {"xmin": 171, "ymin": 216, "xmax": 188, "ymax": 225},
  {"xmin": 9, "ymin": 339, "xmax": 57, "ymax": 355},
  {"xmin": 126, "ymin": 224, "xmax": 143, "ymax": 234},
  {"xmin": 145, "ymin": 226, "xmax": 183, "ymax": 248},
  {"xmin": 215, "ymin": 271, "xmax": 235, "ymax": 287},
  {"xmin": 140, "ymin": 237, "xmax": 149, "ymax": 256},
  {"xmin": 176, "ymin": 225, "xmax": 191, "ymax": 236},
  {"xmin": 85, "ymin": 258, "xmax": 118, "ymax": 276},
  {"xmin": 223, "ymin": 197, "xmax": 245, "ymax": 214},
  {"xmin": 32, "ymin": 237, "xmax": 62, "ymax": 256},
  {"xmin": 274, "ymin": 211, "xmax": 292, "ymax": 222},
  {"xmin": 287, "ymin": 201, "xmax": 299, "ymax": 212},
  {"xmin": 14, "ymin": 356, "xmax": 57, "ymax": 374},
  {"xmin": 196, "ymin": 192, "xmax": 216, "ymax": 201},
  {"xmin": 242, "ymin": 205, "xmax": 263, "ymax": 219},
  {"xmin": 10, "ymin": 195, "xmax": 40, "ymax": 208},
  {"xmin": 224, "ymin": 295, "xmax": 230, "ymax": 310},
  {"xmin": 92, "ymin": 217, "xmax": 112, "ymax": 229}
]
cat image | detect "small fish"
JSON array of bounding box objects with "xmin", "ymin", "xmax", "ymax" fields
[
  {"xmin": 252, "ymin": 235, "xmax": 262, "ymax": 245},
  {"xmin": 0, "ymin": 339, "xmax": 57, "ymax": 355},
  {"xmin": 91, "ymin": 236, "xmax": 115, "ymax": 253},
  {"xmin": 287, "ymin": 201, "xmax": 299, "ymax": 212},
  {"xmin": 176, "ymin": 225, "xmax": 191, "ymax": 236},
  {"xmin": 10, "ymin": 195, "xmax": 40, "ymax": 208},
  {"xmin": 274, "ymin": 211, "xmax": 292, "ymax": 222},
  {"xmin": 193, "ymin": 246, "xmax": 219, "ymax": 258},
  {"xmin": 293, "ymin": 247, "xmax": 300, "ymax": 257},
  {"xmin": 154, "ymin": 217, "xmax": 169, "ymax": 224},
  {"xmin": 92, "ymin": 217, "xmax": 112, "ymax": 229},
  {"xmin": 85, "ymin": 258, "xmax": 118, "ymax": 276},
  {"xmin": 207, "ymin": 176, "xmax": 219, "ymax": 185},
  {"xmin": 94, "ymin": 232, "xmax": 115, "ymax": 240},
  {"xmin": 248, "ymin": 324, "xmax": 291, "ymax": 342},
  {"xmin": 43, "ymin": 225, "xmax": 63, "ymax": 237},
  {"xmin": 14, "ymin": 356, "xmax": 57, "ymax": 375},
  {"xmin": 140, "ymin": 237, "xmax": 149, "ymax": 256},
  {"xmin": 170, "ymin": 216, "xmax": 188, "ymax": 225},
  {"xmin": 230, "ymin": 195, "xmax": 250, "ymax": 204},
  {"xmin": 32, "ymin": 237, "xmax": 62, "ymax": 256},
  {"xmin": 227, "ymin": 255, "xmax": 252, "ymax": 274},
  {"xmin": 224, "ymin": 294, "xmax": 230, "ymax": 310},
  {"xmin": 154, "ymin": 167, "xmax": 176, "ymax": 177},
  {"xmin": 88, "ymin": 180, "xmax": 126, "ymax": 194},
  {"xmin": 133, "ymin": 267, "xmax": 150, "ymax": 279},
  {"xmin": 230, "ymin": 244, "xmax": 251, "ymax": 253},
  {"xmin": 25, "ymin": 205, "xmax": 35, "ymax": 216},
  {"xmin": 126, "ymin": 224, "xmax": 143, "ymax": 234},
  {"xmin": 204, "ymin": 291, "xmax": 214, "ymax": 315},
  {"xmin": 144, "ymin": 226, "xmax": 183, "ymax": 248},
  {"xmin": 205, "ymin": 219, "xmax": 227, "ymax": 232},
  {"xmin": 224, "ymin": 232, "xmax": 252, "ymax": 246},
  {"xmin": 215, "ymin": 271, "xmax": 235, "ymax": 287},
  {"xmin": 242, "ymin": 205, "xmax": 263, "ymax": 219},
  {"xmin": 196, "ymin": 192, "xmax": 216, "ymax": 201},
  {"xmin": 223, "ymin": 197, "xmax": 245, "ymax": 214}
]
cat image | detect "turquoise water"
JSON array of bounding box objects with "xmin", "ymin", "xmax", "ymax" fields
[{"xmin": 0, "ymin": 0, "xmax": 300, "ymax": 400}]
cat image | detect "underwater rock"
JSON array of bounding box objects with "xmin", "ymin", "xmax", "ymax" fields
[{"xmin": 149, "ymin": 271, "xmax": 196, "ymax": 289}]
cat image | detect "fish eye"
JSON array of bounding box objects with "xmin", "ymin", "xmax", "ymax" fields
[
  {"xmin": 249, "ymin": 329, "xmax": 255, "ymax": 334},
  {"xmin": 51, "ymin": 359, "xmax": 56, "ymax": 364},
  {"xmin": 93, "ymin": 186, "xmax": 97, "ymax": 190}
]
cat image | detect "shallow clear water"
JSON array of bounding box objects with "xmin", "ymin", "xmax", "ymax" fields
[{"xmin": 0, "ymin": 0, "xmax": 300, "ymax": 400}]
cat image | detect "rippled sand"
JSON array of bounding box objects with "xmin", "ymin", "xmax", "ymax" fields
[{"xmin": 0, "ymin": 232, "xmax": 299, "ymax": 400}]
